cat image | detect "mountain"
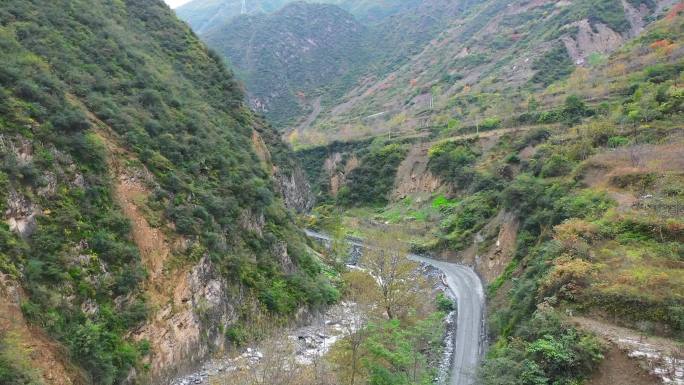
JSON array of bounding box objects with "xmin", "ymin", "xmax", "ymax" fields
[
  {"xmin": 180, "ymin": 0, "xmax": 476, "ymax": 128},
  {"xmin": 294, "ymin": 3, "xmax": 684, "ymax": 384},
  {"xmin": 3, "ymin": 0, "xmax": 683, "ymax": 384},
  {"xmin": 218, "ymin": 0, "xmax": 684, "ymax": 381},
  {"xmin": 202, "ymin": 2, "xmax": 371, "ymax": 127},
  {"xmin": 294, "ymin": 0, "xmax": 679, "ymax": 145},
  {"xmin": 176, "ymin": 0, "xmax": 421, "ymax": 33},
  {"xmin": 0, "ymin": 1, "xmax": 332, "ymax": 384},
  {"xmin": 176, "ymin": 0, "xmax": 290, "ymax": 34}
]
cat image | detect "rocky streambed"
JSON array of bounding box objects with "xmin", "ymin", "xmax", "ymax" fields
[
  {"xmin": 170, "ymin": 301, "xmax": 362, "ymax": 385},
  {"xmin": 170, "ymin": 263, "xmax": 457, "ymax": 385}
]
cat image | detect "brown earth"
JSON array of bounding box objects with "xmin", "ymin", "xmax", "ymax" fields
[
  {"xmin": 73, "ymin": 96, "xmax": 221, "ymax": 382},
  {"xmin": 251, "ymin": 130, "xmax": 272, "ymax": 168},
  {"xmin": 392, "ymin": 143, "xmax": 443, "ymax": 201},
  {"xmin": 89, "ymin": 118, "xmax": 176, "ymax": 306},
  {"xmin": 586, "ymin": 344, "xmax": 660, "ymax": 385},
  {"xmin": 573, "ymin": 316, "xmax": 683, "ymax": 384},
  {"xmin": 581, "ymin": 140, "xmax": 684, "ymax": 210},
  {"xmin": 0, "ymin": 275, "xmax": 85, "ymax": 385}
]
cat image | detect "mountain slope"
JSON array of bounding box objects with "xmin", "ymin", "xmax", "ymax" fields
[
  {"xmin": 202, "ymin": 2, "xmax": 370, "ymax": 127},
  {"xmin": 176, "ymin": 0, "xmax": 422, "ymax": 33},
  {"xmin": 293, "ymin": 0, "xmax": 677, "ymax": 145},
  {"xmin": 184, "ymin": 0, "xmax": 477, "ymax": 129},
  {"xmin": 296, "ymin": 5, "xmax": 683, "ymax": 383},
  {"xmin": 0, "ymin": 1, "xmax": 333, "ymax": 383}
]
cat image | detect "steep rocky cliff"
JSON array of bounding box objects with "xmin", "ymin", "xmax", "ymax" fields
[{"xmin": 0, "ymin": 1, "xmax": 329, "ymax": 384}]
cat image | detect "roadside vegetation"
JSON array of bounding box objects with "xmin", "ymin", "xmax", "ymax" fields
[
  {"xmin": 208, "ymin": 227, "xmax": 450, "ymax": 385},
  {"xmin": 301, "ymin": 7, "xmax": 684, "ymax": 384}
]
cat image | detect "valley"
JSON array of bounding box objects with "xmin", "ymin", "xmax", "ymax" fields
[{"xmin": 1, "ymin": 0, "xmax": 683, "ymax": 385}]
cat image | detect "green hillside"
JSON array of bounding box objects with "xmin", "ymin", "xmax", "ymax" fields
[
  {"xmin": 183, "ymin": 0, "xmax": 475, "ymax": 128},
  {"xmin": 202, "ymin": 2, "xmax": 371, "ymax": 127},
  {"xmin": 296, "ymin": 5, "xmax": 684, "ymax": 383},
  {"xmin": 2, "ymin": 0, "xmax": 683, "ymax": 384},
  {"xmin": 176, "ymin": 0, "xmax": 422, "ymax": 33},
  {"xmin": 0, "ymin": 1, "xmax": 333, "ymax": 383},
  {"xmin": 292, "ymin": 0, "xmax": 674, "ymax": 146}
]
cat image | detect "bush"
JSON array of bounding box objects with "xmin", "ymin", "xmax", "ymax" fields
[
  {"xmin": 438, "ymin": 192, "xmax": 498, "ymax": 250},
  {"xmin": 607, "ymin": 135, "xmax": 629, "ymax": 148},
  {"xmin": 531, "ymin": 45, "xmax": 574, "ymax": 86},
  {"xmin": 436, "ymin": 293, "xmax": 455, "ymax": 312},
  {"xmin": 481, "ymin": 117, "xmax": 502, "ymax": 130},
  {"xmin": 428, "ymin": 140, "xmax": 480, "ymax": 187},
  {"xmin": 481, "ymin": 308, "xmax": 605, "ymax": 385},
  {"xmin": 540, "ymin": 154, "xmax": 573, "ymax": 178},
  {"xmin": 338, "ymin": 143, "xmax": 408, "ymax": 206},
  {"xmin": 562, "ymin": 95, "xmax": 593, "ymax": 125},
  {"xmin": 225, "ymin": 325, "xmax": 248, "ymax": 347},
  {"xmin": 644, "ymin": 63, "xmax": 683, "ymax": 83}
]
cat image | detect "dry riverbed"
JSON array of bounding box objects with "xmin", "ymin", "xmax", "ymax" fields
[
  {"xmin": 170, "ymin": 301, "xmax": 362, "ymax": 385},
  {"xmin": 171, "ymin": 263, "xmax": 457, "ymax": 385}
]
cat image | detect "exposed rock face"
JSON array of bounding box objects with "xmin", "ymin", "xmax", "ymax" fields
[
  {"xmin": 392, "ymin": 143, "xmax": 443, "ymax": 201},
  {"xmin": 561, "ymin": 20, "xmax": 625, "ymax": 65},
  {"xmin": 323, "ymin": 152, "xmax": 359, "ymax": 197},
  {"xmin": 2, "ymin": 136, "xmax": 39, "ymax": 239},
  {"xmin": 94, "ymin": 128, "xmax": 242, "ymax": 385},
  {"xmin": 133, "ymin": 257, "xmax": 238, "ymax": 385},
  {"xmin": 5, "ymin": 188, "xmax": 39, "ymax": 239},
  {"xmin": 480, "ymin": 211, "xmax": 519, "ymax": 282},
  {"xmin": 272, "ymin": 241, "xmax": 296, "ymax": 275},
  {"xmin": 275, "ymin": 166, "xmax": 315, "ymax": 213},
  {"xmin": 251, "ymin": 129, "xmax": 314, "ymax": 212},
  {"xmin": 456, "ymin": 210, "xmax": 519, "ymax": 283}
]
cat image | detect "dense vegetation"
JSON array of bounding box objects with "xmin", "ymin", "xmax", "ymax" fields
[
  {"xmin": 286, "ymin": 0, "xmax": 670, "ymax": 146},
  {"xmin": 302, "ymin": 5, "xmax": 683, "ymax": 384},
  {"xmin": 202, "ymin": 2, "xmax": 371, "ymax": 127},
  {"xmin": 181, "ymin": 0, "xmax": 472, "ymax": 128},
  {"xmin": 337, "ymin": 141, "xmax": 409, "ymax": 207},
  {"xmin": 0, "ymin": 0, "xmax": 333, "ymax": 382},
  {"xmin": 296, "ymin": 137, "xmax": 410, "ymax": 207},
  {"xmin": 177, "ymin": 0, "xmax": 425, "ymax": 33},
  {"xmin": 2, "ymin": 0, "xmax": 683, "ymax": 384}
]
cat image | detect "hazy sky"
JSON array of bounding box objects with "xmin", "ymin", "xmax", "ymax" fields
[{"xmin": 164, "ymin": 0, "xmax": 192, "ymax": 8}]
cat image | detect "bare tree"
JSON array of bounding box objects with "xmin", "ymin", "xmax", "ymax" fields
[
  {"xmin": 339, "ymin": 270, "xmax": 381, "ymax": 385},
  {"xmin": 362, "ymin": 228, "xmax": 423, "ymax": 320}
]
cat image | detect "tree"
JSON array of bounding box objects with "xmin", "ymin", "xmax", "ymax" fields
[
  {"xmin": 563, "ymin": 95, "xmax": 590, "ymax": 125},
  {"xmin": 362, "ymin": 229, "xmax": 426, "ymax": 320},
  {"xmin": 329, "ymin": 270, "xmax": 380, "ymax": 385}
]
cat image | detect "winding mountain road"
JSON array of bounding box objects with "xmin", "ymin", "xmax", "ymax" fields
[
  {"xmin": 408, "ymin": 255, "xmax": 485, "ymax": 385},
  {"xmin": 304, "ymin": 229, "xmax": 486, "ymax": 385}
]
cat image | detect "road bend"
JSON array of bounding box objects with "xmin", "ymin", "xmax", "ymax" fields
[{"xmin": 304, "ymin": 229, "xmax": 486, "ymax": 385}]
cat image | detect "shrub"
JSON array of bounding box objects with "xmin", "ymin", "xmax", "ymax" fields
[
  {"xmin": 428, "ymin": 140, "xmax": 480, "ymax": 187},
  {"xmin": 481, "ymin": 117, "xmax": 502, "ymax": 130},
  {"xmin": 607, "ymin": 135, "xmax": 629, "ymax": 148},
  {"xmin": 225, "ymin": 325, "xmax": 248, "ymax": 347},
  {"xmin": 338, "ymin": 143, "xmax": 408, "ymax": 206},
  {"xmin": 436, "ymin": 293, "xmax": 455, "ymax": 312},
  {"xmin": 644, "ymin": 63, "xmax": 682, "ymax": 83},
  {"xmin": 531, "ymin": 45, "xmax": 574, "ymax": 86},
  {"xmin": 481, "ymin": 308, "xmax": 604, "ymax": 385},
  {"xmin": 562, "ymin": 95, "xmax": 593, "ymax": 125},
  {"xmin": 540, "ymin": 154, "xmax": 573, "ymax": 178}
]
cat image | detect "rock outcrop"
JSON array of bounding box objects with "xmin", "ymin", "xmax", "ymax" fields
[{"xmin": 275, "ymin": 166, "xmax": 315, "ymax": 213}]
